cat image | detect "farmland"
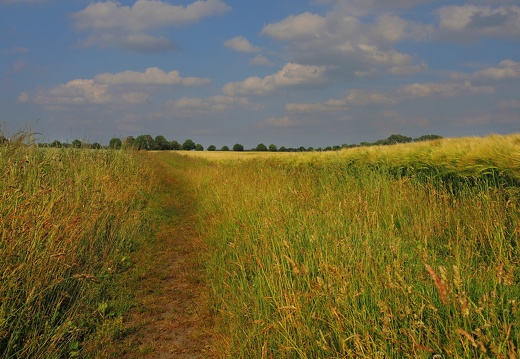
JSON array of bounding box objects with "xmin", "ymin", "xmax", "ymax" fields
[{"xmin": 1, "ymin": 133, "xmax": 519, "ymax": 358}]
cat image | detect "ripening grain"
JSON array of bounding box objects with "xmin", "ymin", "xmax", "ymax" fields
[{"xmin": 176, "ymin": 133, "xmax": 520, "ymax": 358}]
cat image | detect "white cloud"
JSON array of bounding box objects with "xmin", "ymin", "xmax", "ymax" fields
[
  {"xmin": 94, "ymin": 67, "xmax": 210, "ymax": 86},
  {"xmin": 249, "ymin": 55, "xmax": 274, "ymax": 67},
  {"xmin": 399, "ymin": 81, "xmax": 495, "ymax": 98},
  {"xmin": 260, "ymin": 8, "xmax": 429, "ymax": 80},
  {"xmin": 34, "ymin": 79, "xmax": 111, "ymax": 105},
  {"xmin": 224, "ymin": 36, "xmax": 260, "ymax": 53},
  {"xmin": 73, "ymin": 0, "xmax": 231, "ymax": 31},
  {"xmin": 437, "ymin": 5, "xmax": 520, "ymax": 40},
  {"xmin": 223, "ymin": 63, "xmax": 328, "ymax": 96},
  {"xmin": 72, "ymin": 0, "xmax": 230, "ymax": 52},
  {"xmin": 473, "ymin": 60, "xmax": 520, "ymax": 80},
  {"xmin": 261, "ymin": 12, "xmax": 327, "ymax": 40},
  {"xmin": 30, "ymin": 67, "xmax": 206, "ymax": 106}
]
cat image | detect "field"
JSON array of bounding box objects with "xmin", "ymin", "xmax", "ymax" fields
[
  {"xmin": 179, "ymin": 133, "xmax": 520, "ymax": 358},
  {"xmin": 0, "ymin": 136, "xmax": 156, "ymax": 358},
  {"xmin": 1, "ymin": 133, "xmax": 519, "ymax": 358}
]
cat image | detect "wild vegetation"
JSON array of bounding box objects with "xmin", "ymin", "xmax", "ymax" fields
[
  {"xmin": 0, "ymin": 134, "xmax": 156, "ymax": 358},
  {"xmin": 1, "ymin": 132, "xmax": 518, "ymax": 358},
  {"xmin": 180, "ymin": 133, "xmax": 520, "ymax": 358}
]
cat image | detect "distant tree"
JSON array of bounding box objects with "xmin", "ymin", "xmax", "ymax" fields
[
  {"xmin": 182, "ymin": 139, "xmax": 196, "ymax": 151},
  {"xmin": 91, "ymin": 142, "xmax": 102, "ymax": 149},
  {"xmin": 135, "ymin": 135, "xmax": 154, "ymax": 150},
  {"xmin": 50, "ymin": 140, "xmax": 62, "ymax": 148},
  {"xmin": 207, "ymin": 145, "xmax": 216, "ymax": 151},
  {"xmin": 299, "ymin": 146, "xmax": 306, "ymax": 152},
  {"xmin": 109, "ymin": 137, "xmax": 122, "ymax": 149},
  {"xmin": 154, "ymin": 135, "xmax": 171, "ymax": 150},
  {"xmin": 269, "ymin": 144, "xmax": 277, "ymax": 152},
  {"xmin": 170, "ymin": 140, "xmax": 181, "ymax": 150},
  {"xmin": 72, "ymin": 139, "xmax": 82, "ymax": 148},
  {"xmin": 255, "ymin": 143, "xmax": 268, "ymax": 151},
  {"xmin": 279, "ymin": 146, "xmax": 286, "ymax": 152},
  {"xmin": 324, "ymin": 146, "xmax": 332, "ymax": 151},
  {"xmin": 415, "ymin": 134, "xmax": 443, "ymax": 142},
  {"xmin": 123, "ymin": 136, "xmax": 135, "ymax": 149},
  {"xmin": 307, "ymin": 147, "xmax": 315, "ymax": 152},
  {"xmin": 233, "ymin": 143, "xmax": 244, "ymax": 151},
  {"xmin": 221, "ymin": 145, "xmax": 230, "ymax": 151},
  {"xmin": 195, "ymin": 144, "xmax": 204, "ymax": 151},
  {"xmin": 386, "ymin": 134, "xmax": 412, "ymax": 145}
]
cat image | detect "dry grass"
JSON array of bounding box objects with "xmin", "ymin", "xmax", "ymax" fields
[
  {"xmin": 0, "ymin": 141, "xmax": 155, "ymax": 358},
  {"xmin": 179, "ymin": 133, "xmax": 520, "ymax": 358}
]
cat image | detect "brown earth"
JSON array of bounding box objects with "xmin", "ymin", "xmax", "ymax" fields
[{"xmin": 110, "ymin": 154, "xmax": 219, "ymax": 358}]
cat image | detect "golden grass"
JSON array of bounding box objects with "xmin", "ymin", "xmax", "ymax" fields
[
  {"xmin": 0, "ymin": 143, "xmax": 156, "ymax": 358},
  {"xmin": 175, "ymin": 133, "xmax": 520, "ymax": 358}
]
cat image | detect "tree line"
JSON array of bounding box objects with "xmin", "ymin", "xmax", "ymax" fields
[{"xmin": 25, "ymin": 133, "xmax": 443, "ymax": 151}]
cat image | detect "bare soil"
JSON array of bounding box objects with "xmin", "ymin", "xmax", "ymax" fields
[{"xmin": 112, "ymin": 155, "xmax": 218, "ymax": 358}]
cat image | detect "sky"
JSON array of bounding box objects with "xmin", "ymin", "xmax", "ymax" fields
[{"xmin": 1, "ymin": 0, "xmax": 519, "ymax": 148}]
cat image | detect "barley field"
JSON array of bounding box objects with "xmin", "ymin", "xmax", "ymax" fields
[{"xmin": 179, "ymin": 133, "xmax": 520, "ymax": 358}]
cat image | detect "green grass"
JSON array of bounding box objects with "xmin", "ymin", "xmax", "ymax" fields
[
  {"xmin": 181, "ymin": 133, "xmax": 520, "ymax": 358},
  {"xmin": 0, "ymin": 138, "xmax": 156, "ymax": 358}
]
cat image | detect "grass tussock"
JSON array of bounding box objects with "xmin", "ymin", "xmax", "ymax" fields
[
  {"xmin": 184, "ymin": 133, "xmax": 520, "ymax": 358},
  {"xmin": 0, "ymin": 139, "xmax": 155, "ymax": 358}
]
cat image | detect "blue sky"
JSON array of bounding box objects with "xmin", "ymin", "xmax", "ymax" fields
[{"xmin": 1, "ymin": 0, "xmax": 519, "ymax": 148}]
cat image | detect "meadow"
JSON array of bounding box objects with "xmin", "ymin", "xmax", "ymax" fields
[
  {"xmin": 180, "ymin": 133, "xmax": 520, "ymax": 358},
  {"xmin": 1, "ymin": 133, "xmax": 519, "ymax": 358},
  {"xmin": 0, "ymin": 134, "xmax": 156, "ymax": 358}
]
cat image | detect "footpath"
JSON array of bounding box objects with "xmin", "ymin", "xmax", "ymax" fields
[{"xmin": 113, "ymin": 153, "xmax": 216, "ymax": 358}]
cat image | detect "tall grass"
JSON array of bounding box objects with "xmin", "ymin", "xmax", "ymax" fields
[
  {"xmin": 0, "ymin": 137, "xmax": 155, "ymax": 358},
  {"xmin": 184, "ymin": 133, "xmax": 520, "ymax": 358}
]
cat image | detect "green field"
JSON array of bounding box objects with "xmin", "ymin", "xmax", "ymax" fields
[{"xmin": 1, "ymin": 133, "xmax": 519, "ymax": 358}]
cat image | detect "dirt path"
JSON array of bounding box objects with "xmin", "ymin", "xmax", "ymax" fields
[{"xmin": 113, "ymin": 154, "xmax": 217, "ymax": 358}]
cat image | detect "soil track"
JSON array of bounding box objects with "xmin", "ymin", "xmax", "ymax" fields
[{"xmin": 114, "ymin": 153, "xmax": 217, "ymax": 358}]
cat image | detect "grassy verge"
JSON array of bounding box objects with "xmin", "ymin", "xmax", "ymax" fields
[
  {"xmin": 182, "ymin": 134, "xmax": 520, "ymax": 358},
  {"xmin": 0, "ymin": 140, "xmax": 155, "ymax": 358}
]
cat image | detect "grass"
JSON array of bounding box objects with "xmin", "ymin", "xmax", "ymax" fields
[
  {"xmin": 182, "ymin": 133, "xmax": 520, "ymax": 358},
  {"xmin": 2, "ymin": 132, "xmax": 519, "ymax": 358},
  {"xmin": 0, "ymin": 136, "xmax": 156, "ymax": 358}
]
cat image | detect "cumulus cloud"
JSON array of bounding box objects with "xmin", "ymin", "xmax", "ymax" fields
[
  {"xmin": 399, "ymin": 81, "xmax": 495, "ymax": 98},
  {"xmin": 94, "ymin": 67, "xmax": 210, "ymax": 86},
  {"xmin": 249, "ymin": 55, "xmax": 274, "ymax": 67},
  {"xmin": 437, "ymin": 5, "xmax": 520, "ymax": 40},
  {"xmin": 473, "ymin": 60, "xmax": 520, "ymax": 80},
  {"xmin": 260, "ymin": 8, "xmax": 430, "ymax": 80},
  {"xmin": 30, "ymin": 67, "xmax": 206, "ymax": 106},
  {"xmin": 72, "ymin": 0, "xmax": 230, "ymax": 52},
  {"xmin": 223, "ymin": 63, "xmax": 328, "ymax": 96},
  {"xmin": 224, "ymin": 36, "xmax": 260, "ymax": 53},
  {"xmin": 261, "ymin": 12, "xmax": 327, "ymax": 40},
  {"xmin": 73, "ymin": 0, "xmax": 230, "ymax": 31}
]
